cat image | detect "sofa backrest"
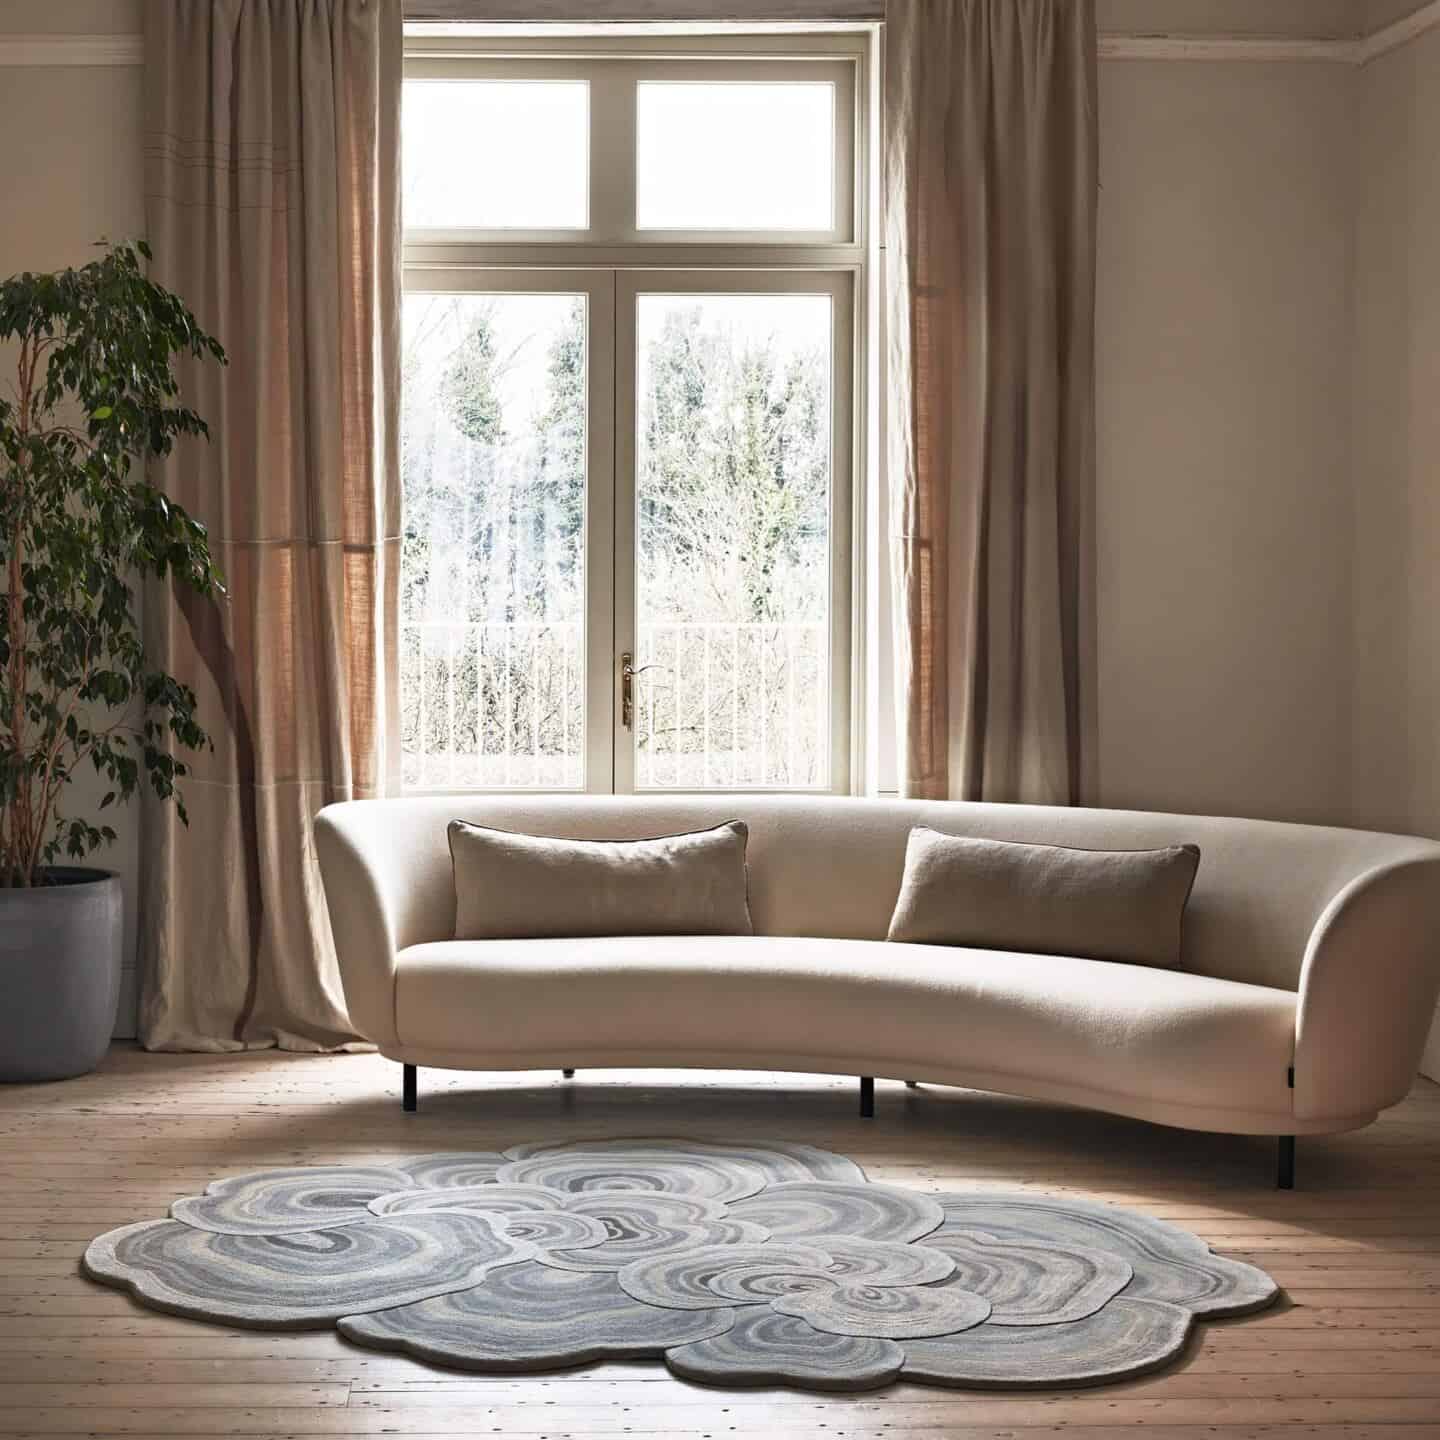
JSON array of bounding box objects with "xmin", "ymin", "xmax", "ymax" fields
[{"xmin": 322, "ymin": 794, "xmax": 1439, "ymax": 992}]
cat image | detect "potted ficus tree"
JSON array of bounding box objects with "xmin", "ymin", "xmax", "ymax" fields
[{"xmin": 0, "ymin": 241, "xmax": 226, "ymax": 1081}]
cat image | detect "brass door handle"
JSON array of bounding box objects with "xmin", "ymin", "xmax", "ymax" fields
[{"xmin": 620, "ymin": 651, "xmax": 660, "ymax": 730}]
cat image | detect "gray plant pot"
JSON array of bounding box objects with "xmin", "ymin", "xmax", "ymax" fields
[{"xmin": 0, "ymin": 868, "xmax": 122, "ymax": 1083}]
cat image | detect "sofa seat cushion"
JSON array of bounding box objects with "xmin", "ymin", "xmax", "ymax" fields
[{"xmin": 394, "ymin": 936, "xmax": 1296, "ymax": 1120}]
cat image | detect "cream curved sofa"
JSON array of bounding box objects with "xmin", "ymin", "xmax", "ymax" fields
[{"xmin": 314, "ymin": 796, "xmax": 1440, "ymax": 1187}]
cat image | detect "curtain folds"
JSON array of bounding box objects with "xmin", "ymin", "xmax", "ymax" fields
[
  {"xmin": 885, "ymin": 0, "xmax": 1098, "ymax": 805},
  {"xmin": 139, "ymin": 0, "xmax": 403, "ymax": 1051}
]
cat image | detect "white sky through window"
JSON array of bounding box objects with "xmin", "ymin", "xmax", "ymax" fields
[
  {"xmin": 402, "ymin": 77, "xmax": 836, "ymax": 233},
  {"xmin": 637, "ymin": 82, "xmax": 834, "ymax": 231},
  {"xmin": 403, "ymin": 80, "xmax": 589, "ymax": 229}
]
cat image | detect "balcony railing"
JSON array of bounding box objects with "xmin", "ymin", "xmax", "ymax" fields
[
  {"xmin": 402, "ymin": 620, "xmax": 584, "ymax": 791},
  {"xmin": 633, "ymin": 621, "xmax": 829, "ymax": 790},
  {"xmin": 401, "ymin": 618, "xmax": 829, "ymax": 791}
]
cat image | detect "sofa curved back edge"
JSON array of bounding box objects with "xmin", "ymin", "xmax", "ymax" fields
[{"xmin": 312, "ymin": 794, "xmax": 1440, "ymax": 1001}]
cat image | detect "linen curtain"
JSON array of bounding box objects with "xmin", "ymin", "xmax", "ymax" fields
[
  {"xmin": 139, "ymin": 0, "xmax": 403, "ymax": 1051},
  {"xmin": 886, "ymin": 0, "xmax": 1098, "ymax": 804}
]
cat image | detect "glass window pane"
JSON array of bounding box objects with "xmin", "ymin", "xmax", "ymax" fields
[
  {"xmin": 403, "ymin": 80, "xmax": 588, "ymax": 229},
  {"xmin": 402, "ymin": 293, "xmax": 588, "ymax": 788},
  {"xmin": 634, "ymin": 293, "xmax": 833, "ymax": 789},
  {"xmin": 636, "ymin": 82, "xmax": 835, "ymax": 232}
]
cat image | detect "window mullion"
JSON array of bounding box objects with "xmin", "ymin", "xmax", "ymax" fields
[{"xmin": 587, "ymin": 63, "xmax": 635, "ymax": 244}]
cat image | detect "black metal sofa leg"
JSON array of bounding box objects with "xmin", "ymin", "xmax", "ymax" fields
[
  {"xmin": 402, "ymin": 1063, "xmax": 417, "ymax": 1113},
  {"xmin": 1277, "ymin": 1135, "xmax": 1295, "ymax": 1190},
  {"xmin": 859, "ymin": 1076, "xmax": 875, "ymax": 1118},
  {"xmin": 562, "ymin": 1068, "xmax": 575, "ymax": 1079}
]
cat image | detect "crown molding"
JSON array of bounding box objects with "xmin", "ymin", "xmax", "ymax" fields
[
  {"xmin": 1097, "ymin": 35, "xmax": 1355, "ymax": 63},
  {"xmin": 1092, "ymin": 0, "xmax": 1440, "ymax": 65},
  {"xmin": 0, "ymin": 34, "xmax": 141, "ymax": 66},
  {"xmin": 0, "ymin": 33, "xmax": 142, "ymax": 66},
  {"xmin": 1, "ymin": 3, "xmax": 1437, "ymax": 67},
  {"xmin": 1357, "ymin": 0, "xmax": 1440, "ymax": 63}
]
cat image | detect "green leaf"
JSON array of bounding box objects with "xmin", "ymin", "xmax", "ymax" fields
[{"xmin": 0, "ymin": 239, "xmax": 225, "ymax": 886}]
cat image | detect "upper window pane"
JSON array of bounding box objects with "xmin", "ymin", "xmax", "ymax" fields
[
  {"xmin": 636, "ymin": 82, "xmax": 835, "ymax": 232},
  {"xmin": 403, "ymin": 80, "xmax": 588, "ymax": 230}
]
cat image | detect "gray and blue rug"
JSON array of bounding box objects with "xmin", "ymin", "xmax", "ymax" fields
[{"xmin": 83, "ymin": 1138, "xmax": 1278, "ymax": 1392}]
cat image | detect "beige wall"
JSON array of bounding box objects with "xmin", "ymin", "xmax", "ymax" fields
[
  {"xmin": 0, "ymin": 9, "xmax": 145, "ymax": 1037},
  {"xmin": 1351, "ymin": 22, "xmax": 1440, "ymax": 1074},
  {"xmin": 0, "ymin": 0, "xmax": 140, "ymax": 30},
  {"xmin": 1094, "ymin": 60, "xmax": 1357, "ymax": 825}
]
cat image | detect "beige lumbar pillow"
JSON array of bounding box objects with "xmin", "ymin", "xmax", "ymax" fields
[
  {"xmin": 887, "ymin": 827, "xmax": 1200, "ymax": 969},
  {"xmin": 448, "ymin": 819, "xmax": 753, "ymax": 941}
]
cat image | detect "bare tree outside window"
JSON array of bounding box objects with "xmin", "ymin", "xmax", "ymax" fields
[
  {"xmin": 400, "ymin": 292, "xmax": 832, "ymax": 790},
  {"xmin": 634, "ymin": 295, "xmax": 833, "ymax": 789},
  {"xmin": 401, "ymin": 294, "xmax": 587, "ymax": 789}
]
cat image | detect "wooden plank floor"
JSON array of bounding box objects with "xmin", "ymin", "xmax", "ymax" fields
[{"xmin": 2, "ymin": 1044, "xmax": 1439, "ymax": 1439}]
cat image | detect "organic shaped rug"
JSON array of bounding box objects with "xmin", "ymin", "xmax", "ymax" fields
[{"xmin": 83, "ymin": 1138, "xmax": 1278, "ymax": 1392}]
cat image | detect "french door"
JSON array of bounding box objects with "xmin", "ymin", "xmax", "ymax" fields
[{"xmin": 400, "ymin": 267, "xmax": 852, "ymax": 795}]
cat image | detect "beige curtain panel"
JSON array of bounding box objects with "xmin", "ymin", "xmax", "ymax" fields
[
  {"xmin": 139, "ymin": 0, "xmax": 403, "ymax": 1051},
  {"xmin": 886, "ymin": 0, "xmax": 1098, "ymax": 805}
]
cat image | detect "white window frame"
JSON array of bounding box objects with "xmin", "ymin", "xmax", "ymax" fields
[{"xmin": 401, "ymin": 26, "xmax": 874, "ymax": 797}]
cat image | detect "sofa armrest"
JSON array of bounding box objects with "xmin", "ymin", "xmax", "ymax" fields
[
  {"xmin": 1294, "ymin": 856, "xmax": 1440, "ymax": 1124},
  {"xmin": 314, "ymin": 805, "xmax": 402, "ymax": 1052}
]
